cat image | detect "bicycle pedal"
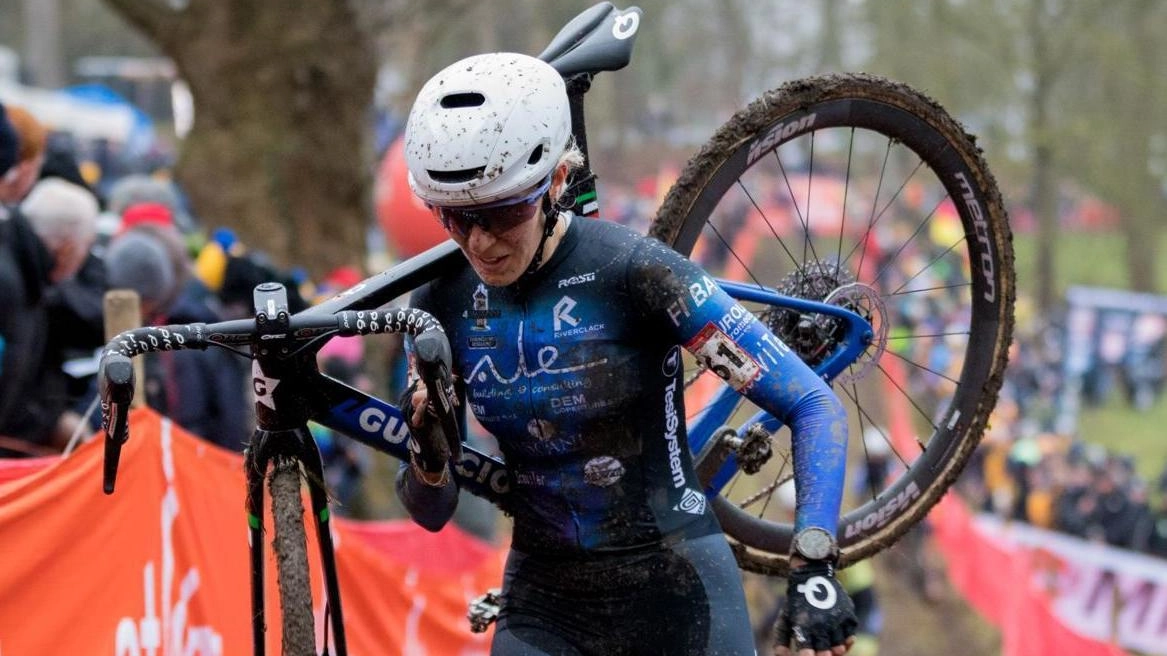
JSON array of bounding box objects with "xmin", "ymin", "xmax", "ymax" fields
[{"xmin": 467, "ymin": 587, "xmax": 503, "ymax": 633}]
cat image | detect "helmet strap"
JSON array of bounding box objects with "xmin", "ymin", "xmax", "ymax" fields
[{"xmin": 521, "ymin": 192, "xmax": 559, "ymax": 279}]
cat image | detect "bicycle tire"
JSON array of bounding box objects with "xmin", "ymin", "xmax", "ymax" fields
[
  {"xmin": 650, "ymin": 73, "xmax": 1014, "ymax": 575},
  {"xmin": 270, "ymin": 457, "xmax": 316, "ymax": 655}
]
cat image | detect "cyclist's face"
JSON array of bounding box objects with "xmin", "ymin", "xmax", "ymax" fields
[{"xmin": 443, "ymin": 165, "xmax": 567, "ymax": 287}]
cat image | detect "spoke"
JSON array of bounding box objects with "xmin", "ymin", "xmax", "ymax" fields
[
  {"xmin": 771, "ymin": 141, "xmax": 823, "ymax": 267},
  {"xmin": 847, "ymin": 378, "xmax": 880, "ymax": 502},
  {"xmin": 703, "ymin": 217, "xmax": 767, "ymax": 288},
  {"xmin": 872, "ymin": 194, "xmax": 946, "ymax": 289},
  {"xmin": 842, "ymin": 155, "xmax": 928, "ymax": 271},
  {"xmin": 874, "ymin": 360, "xmax": 942, "ymax": 434},
  {"xmin": 855, "ymin": 141, "xmax": 893, "ymax": 282},
  {"xmin": 883, "ymin": 348, "xmax": 960, "ymax": 387},
  {"xmin": 890, "ymin": 233, "xmax": 966, "ymax": 297},
  {"xmin": 840, "ymin": 383, "xmax": 913, "ymax": 470},
  {"xmin": 887, "ymin": 281, "xmax": 971, "ymax": 296},
  {"xmin": 886, "ymin": 330, "xmax": 971, "ymax": 340},
  {"xmin": 803, "ymin": 135, "xmax": 814, "ymax": 263},
  {"xmin": 734, "ymin": 178, "xmax": 805, "ymax": 281},
  {"xmin": 836, "ymin": 128, "xmax": 856, "ymax": 271}
]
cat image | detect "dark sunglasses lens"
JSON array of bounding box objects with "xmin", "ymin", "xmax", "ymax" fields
[{"xmin": 436, "ymin": 199, "xmax": 539, "ymax": 236}]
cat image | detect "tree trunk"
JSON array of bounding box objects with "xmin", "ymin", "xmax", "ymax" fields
[
  {"xmin": 1028, "ymin": 2, "xmax": 1058, "ymax": 312},
  {"xmin": 102, "ymin": 0, "xmax": 377, "ymax": 279}
]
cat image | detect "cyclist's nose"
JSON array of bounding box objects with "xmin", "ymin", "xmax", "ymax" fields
[{"xmin": 466, "ymin": 224, "xmax": 497, "ymax": 249}]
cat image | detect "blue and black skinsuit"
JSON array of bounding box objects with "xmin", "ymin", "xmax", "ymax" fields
[{"xmin": 398, "ymin": 215, "xmax": 848, "ymax": 656}]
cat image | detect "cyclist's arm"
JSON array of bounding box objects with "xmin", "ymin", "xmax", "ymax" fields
[
  {"xmin": 394, "ymin": 284, "xmax": 461, "ymax": 532},
  {"xmin": 629, "ymin": 239, "xmax": 847, "ymax": 534}
]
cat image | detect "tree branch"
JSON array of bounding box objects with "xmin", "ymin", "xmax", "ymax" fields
[{"xmin": 100, "ymin": 0, "xmax": 185, "ymax": 49}]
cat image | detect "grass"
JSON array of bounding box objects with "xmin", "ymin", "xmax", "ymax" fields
[
  {"xmin": 1012, "ymin": 230, "xmax": 1167, "ymax": 302},
  {"xmin": 1014, "ymin": 229, "xmax": 1167, "ymax": 485},
  {"xmin": 1076, "ymin": 393, "xmax": 1167, "ymax": 484}
]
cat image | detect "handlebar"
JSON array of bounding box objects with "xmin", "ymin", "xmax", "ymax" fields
[{"xmin": 98, "ymin": 306, "xmax": 457, "ymax": 494}]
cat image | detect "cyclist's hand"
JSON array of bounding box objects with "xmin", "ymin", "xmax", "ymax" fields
[
  {"xmin": 399, "ymin": 380, "xmax": 451, "ymax": 483},
  {"xmin": 773, "ymin": 561, "xmax": 857, "ymax": 656}
]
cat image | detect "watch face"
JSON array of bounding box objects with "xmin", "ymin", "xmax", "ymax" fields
[{"xmin": 795, "ymin": 528, "xmax": 836, "ymax": 561}]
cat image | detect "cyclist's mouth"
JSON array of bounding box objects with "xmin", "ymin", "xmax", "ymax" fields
[{"xmin": 472, "ymin": 253, "xmax": 508, "ymax": 271}]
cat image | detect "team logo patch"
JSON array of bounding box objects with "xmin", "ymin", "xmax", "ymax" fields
[
  {"xmin": 583, "ymin": 456, "xmax": 625, "ymax": 487},
  {"xmin": 527, "ymin": 418, "xmax": 556, "ymax": 441},
  {"xmin": 466, "ymin": 283, "xmax": 499, "ymax": 330},
  {"xmin": 798, "ymin": 576, "xmax": 838, "ymax": 610},
  {"xmin": 661, "ymin": 345, "xmax": 681, "ymax": 377},
  {"xmin": 675, "ymin": 488, "xmax": 707, "ymax": 515}
]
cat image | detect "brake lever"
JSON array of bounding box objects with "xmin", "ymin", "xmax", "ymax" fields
[
  {"xmin": 412, "ymin": 329, "xmax": 463, "ymax": 462},
  {"xmin": 98, "ymin": 353, "xmax": 135, "ymax": 494}
]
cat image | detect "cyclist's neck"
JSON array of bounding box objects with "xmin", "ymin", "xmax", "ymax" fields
[{"xmin": 535, "ymin": 211, "xmax": 571, "ymax": 269}]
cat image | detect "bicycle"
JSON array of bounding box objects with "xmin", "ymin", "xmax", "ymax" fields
[{"xmin": 97, "ymin": 2, "xmax": 1014, "ymax": 653}]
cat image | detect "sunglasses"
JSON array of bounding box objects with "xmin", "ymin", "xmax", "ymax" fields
[{"xmin": 430, "ymin": 176, "xmax": 551, "ymax": 238}]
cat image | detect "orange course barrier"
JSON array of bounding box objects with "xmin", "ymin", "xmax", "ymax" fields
[{"xmin": 0, "ymin": 408, "xmax": 503, "ymax": 655}]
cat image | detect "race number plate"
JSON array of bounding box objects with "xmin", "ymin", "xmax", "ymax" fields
[{"xmin": 686, "ymin": 323, "xmax": 761, "ymax": 391}]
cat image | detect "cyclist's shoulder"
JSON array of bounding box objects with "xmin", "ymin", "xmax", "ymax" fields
[{"xmin": 411, "ymin": 258, "xmax": 478, "ymax": 308}]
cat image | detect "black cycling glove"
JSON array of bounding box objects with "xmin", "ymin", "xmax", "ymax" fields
[
  {"xmin": 399, "ymin": 378, "xmax": 451, "ymax": 480},
  {"xmin": 774, "ymin": 562, "xmax": 857, "ymax": 653}
]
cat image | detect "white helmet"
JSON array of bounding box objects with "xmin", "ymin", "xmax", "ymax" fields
[{"xmin": 404, "ymin": 52, "xmax": 571, "ymax": 207}]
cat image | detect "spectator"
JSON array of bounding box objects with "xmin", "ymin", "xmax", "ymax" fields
[
  {"xmin": 106, "ymin": 173, "xmax": 195, "ymax": 235},
  {"xmin": 103, "ymin": 228, "xmax": 252, "ymax": 451},
  {"xmin": 0, "ymin": 108, "xmax": 96, "ymax": 455},
  {"xmin": 19, "ymin": 178, "xmax": 103, "ymax": 447},
  {"xmin": 0, "ymin": 105, "xmax": 47, "ymax": 205},
  {"xmin": 0, "ymin": 103, "xmax": 17, "ymax": 181}
]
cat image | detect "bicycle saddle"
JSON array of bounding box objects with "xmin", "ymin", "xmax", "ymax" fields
[{"xmin": 538, "ymin": 3, "xmax": 642, "ymax": 78}]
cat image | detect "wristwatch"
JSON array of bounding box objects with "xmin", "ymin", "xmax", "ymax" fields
[{"xmin": 792, "ymin": 527, "xmax": 838, "ymax": 562}]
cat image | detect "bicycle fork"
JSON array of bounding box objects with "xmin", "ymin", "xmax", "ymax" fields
[{"xmin": 245, "ymin": 427, "xmax": 348, "ymax": 656}]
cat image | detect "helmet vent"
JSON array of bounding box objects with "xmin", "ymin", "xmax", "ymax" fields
[
  {"xmin": 526, "ymin": 144, "xmax": 545, "ymax": 165},
  {"xmin": 428, "ymin": 166, "xmax": 486, "ymax": 183},
  {"xmin": 439, "ymin": 92, "xmax": 486, "ymax": 108}
]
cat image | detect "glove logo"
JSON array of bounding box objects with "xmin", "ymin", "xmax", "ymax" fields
[{"xmin": 797, "ymin": 575, "xmax": 837, "ymax": 610}]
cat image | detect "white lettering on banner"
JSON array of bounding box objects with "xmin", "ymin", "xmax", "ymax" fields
[
  {"xmin": 115, "ymin": 420, "xmax": 224, "ymax": 655},
  {"xmin": 974, "ymin": 514, "xmax": 1167, "ymax": 655}
]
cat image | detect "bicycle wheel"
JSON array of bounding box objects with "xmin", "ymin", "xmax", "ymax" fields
[
  {"xmin": 270, "ymin": 457, "xmax": 316, "ymax": 655},
  {"xmin": 651, "ymin": 73, "xmax": 1014, "ymax": 575}
]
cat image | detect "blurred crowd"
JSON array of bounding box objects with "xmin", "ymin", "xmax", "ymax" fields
[
  {"xmin": 0, "ymin": 102, "xmax": 377, "ymax": 505},
  {"xmin": 957, "ymin": 318, "xmax": 1167, "ymax": 559}
]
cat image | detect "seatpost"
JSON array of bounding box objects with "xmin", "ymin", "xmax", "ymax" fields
[{"xmin": 565, "ymin": 73, "xmax": 600, "ymax": 217}]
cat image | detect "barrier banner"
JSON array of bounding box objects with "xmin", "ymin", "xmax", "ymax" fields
[
  {"xmin": 931, "ymin": 494, "xmax": 1162, "ymax": 656},
  {"xmin": 0, "ymin": 409, "xmax": 503, "ymax": 655}
]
